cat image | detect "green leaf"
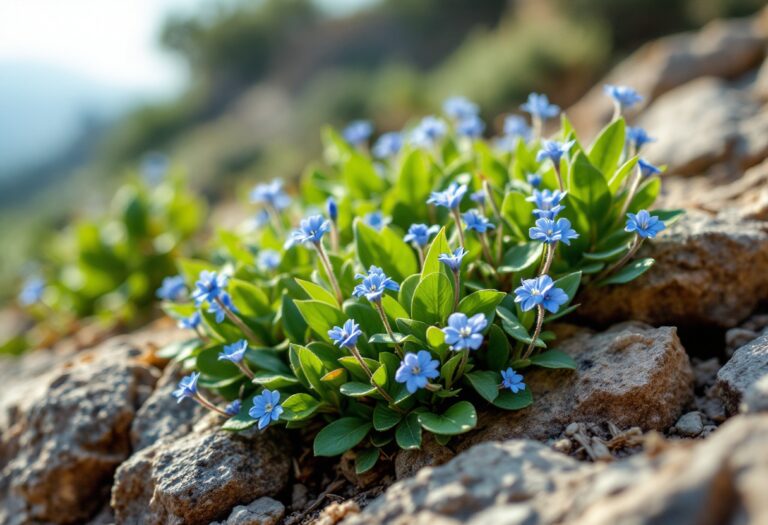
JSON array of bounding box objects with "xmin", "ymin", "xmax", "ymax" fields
[
  {"xmin": 417, "ymin": 401, "xmax": 477, "ymax": 435},
  {"xmin": 354, "ymin": 221, "xmax": 418, "ymax": 282},
  {"xmin": 229, "ymin": 278, "xmax": 272, "ymax": 317},
  {"xmin": 294, "ymin": 344, "xmax": 331, "ymax": 401},
  {"xmin": 281, "ymin": 393, "xmax": 323, "ymax": 421},
  {"xmin": 421, "ymin": 227, "xmax": 450, "ymax": 278},
  {"xmin": 314, "ymin": 417, "xmax": 372, "ymax": 456},
  {"xmin": 373, "ymin": 403, "xmax": 402, "ymax": 431},
  {"xmin": 251, "ymin": 373, "xmax": 299, "ymax": 389},
  {"xmin": 458, "ymin": 290, "xmax": 505, "ymax": 321},
  {"xmin": 583, "ymin": 243, "xmax": 631, "ymax": 261},
  {"xmin": 441, "ymin": 352, "xmax": 464, "ymax": 384},
  {"xmin": 529, "ymin": 349, "xmax": 577, "ymax": 369},
  {"xmin": 553, "ymin": 271, "xmax": 582, "ymax": 306},
  {"xmin": 496, "ymin": 307, "xmax": 531, "ymax": 342},
  {"xmin": 588, "ymin": 118, "xmax": 625, "ymax": 176},
  {"xmin": 196, "ymin": 345, "xmax": 240, "ymax": 379},
  {"xmin": 499, "ymin": 242, "xmax": 544, "ymax": 274},
  {"xmin": 355, "ymin": 448, "xmax": 380, "ymax": 474},
  {"xmin": 281, "ymin": 293, "xmax": 308, "ymax": 344},
  {"xmin": 652, "ymin": 209, "xmax": 685, "ymax": 226},
  {"xmin": 599, "ymin": 257, "xmax": 654, "ymax": 286},
  {"xmin": 493, "ymin": 388, "xmax": 533, "ymax": 410},
  {"xmin": 411, "ymin": 272, "xmax": 453, "ymax": 325},
  {"xmin": 246, "ymin": 348, "xmax": 291, "ymax": 374},
  {"xmin": 369, "ymin": 332, "xmax": 419, "ymax": 345},
  {"xmin": 340, "ymin": 381, "xmax": 377, "ymax": 397},
  {"xmin": 382, "ymin": 295, "xmax": 410, "ymax": 322},
  {"xmin": 501, "ymin": 191, "xmax": 534, "ymax": 240},
  {"xmin": 338, "ymin": 356, "xmax": 380, "ymax": 382},
  {"xmin": 395, "ymin": 412, "xmax": 422, "ymax": 449},
  {"xmin": 296, "ymin": 278, "xmax": 338, "ymax": 307},
  {"xmin": 570, "ymin": 152, "xmax": 611, "ymax": 226},
  {"xmin": 398, "ymin": 274, "xmax": 421, "ymax": 311},
  {"xmin": 608, "ymin": 156, "xmax": 638, "ymax": 193},
  {"xmin": 465, "ymin": 371, "xmax": 500, "ymax": 402},
  {"xmin": 485, "ymin": 324, "xmax": 510, "ymax": 371},
  {"xmin": 294, "ymin": 300, "xmax": 346, "ymax": 343}
]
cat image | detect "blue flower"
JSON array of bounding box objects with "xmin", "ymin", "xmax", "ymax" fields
[
  {"xmin": 247, "ymin": 209, "xmax": 271, "ymax": 231},
  {"xmin": 527, "ymin": 189, "xmax": 567, "ymax": 219},
  {"xmin": 456, "ymin": 115, "xmax": 485, "ymax": 138},
  {"xmin": 249, "ymin": 389, "xmax": 283, "ymax": 430},
  {"xmin": 442, "ymin": 312, "xmax": 488, "ymax": 351},
  {"xmin": 328, "ymin": 319, "xmax": 363, "ymax": 348},
  {"xmin": 638, "ymin": 158, "xmax": 661, "ymax": 178},
  {"xmin": 427, "ymin": 182, "xmax": 467, "ymax": 209},
  {"xmin": 18, "ymin": 277, "xmax": 45, "ymax": 306},
  {"xmin": 529, "ymin": 217, "xmax": 579, "ymax": 245},
  {"xmin": 364, "ymin": 211, "xmax": 389, "ymax": 231},
  {"xmin": 625, "ymin": 210, "xmax": 665, "ymax": 239},
  {"xmin": 257, "ymin": 249, "xmax": 281, "ymax": 271},
  {"xmin": 207, "ymin": 292, "xmax": 238, "ymax": 323},
  {"xmin": 172, "ymin": 372, "xmax": 200, "ymax": 403},
  {"xmin": 527, "ymin": 173, "xmax": 542, "ymax": 188},
  {"xmin": 410, "ymin": 116, "xmax": 447, "ymax": 148},
  {"xmin": 343, "ymin": 120, "xmax": 373, "ymax": 146},
  {"xmin": 626, "ymin": 126, "xmax": 655, "ymax": 151},
  {"xmin": 326, "ymin": 197, "xmax": 338, "ymax": 221},
  {"xmin": 438, "ymin": 247, "xmax": 467, "ymax": 273},
  {"xmin": 286, "ymin": 215, "xmax": 330, "ymax": 247},
  {"xmin": 192, "ymin": 270, "xmax": 229, "ymax": 306},
  {"xmin": 503, "ymin": 115, "xmax": 533, "ymax": 141},
  {"xmin": 463, "ymin": 209, "xmax": 495, "ymax": 233},
  {"xmin": 536, "ymin": 140, "xmax": 575, "ymax": 166},
  {"xmin": 501, "ymin": 368, "xmax": 526, "ymax": 393},
  {"xmin": 140, "ymin": 152, "xmax": 169, "ymax": 184},
  {"xmin": 604, "ymin": 84, "xmax": 643, "ymax": 109},
  {"xmin": 470, "ymin": 190, "xmax": 486, "ymax": 204},
  {"xmin": 514, "ymin": 275, "xmax": 569, "ymax": 313},
  {"xmin": 219, "ymin": 339, "xmax": 248, "ymax": 364},
  {"xmin": 404, "ymin": 223, "xmax": 440, "ymax": 247},
  {"xmin": 443, "ymin": 96, "xmax": 479, "ymax": 120},
  {"xmin": 250, "ymin": 179, "xmax": 291, "ymax": 211},
  {"xmin": 353, "ymin": 266, "xmax": 400, "ymax": 303},
  {"xmin": 395, "ymin": 350, "xmax": 440, "ymax": 393},
  {"xmin": 156, "ymin": 275, "xmax": 187, "ymax": 301},
  {"xmin": 178, "ymin": 311, "xmax": 202, "ymax": 330},
  {"xmin": 520, "ymin": 93, "xmax": 560, "ymax": 120},
  {"xmin": 225, "ymin": 399, "xmax": 242, "ymax": 417},
  {"xmin": 372, "ymin": 132, "xmax": 403, "ymax": 159}
]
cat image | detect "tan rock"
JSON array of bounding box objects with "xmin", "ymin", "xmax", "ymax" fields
[{"xmin": 717, "ymin": 332, "xmax": 768, "ymax": 414}]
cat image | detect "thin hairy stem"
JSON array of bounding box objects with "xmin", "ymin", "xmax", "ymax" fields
[
  {"xmin": 350, "ymin": 345, "xmax": 400, "ymax": 408},
  {"xmin": 594, "ymin": 235, "xmax": 643, "ymax": 283},
  {"xmin": 451, "ymin": 208, "xmax": 466, "ymax": 249},
  {"xmin": 314, "ymin": 242, "xmax": 343, "ymax": 306},
  {"xmin": 452, "ymin": 271, "xmax": 461, "ymax": 312},
  {"xmin": 522, "ymin": 305, "xmax": 545, "ymax": 360},
  {"xmin": 374, "ymin": 302, "xmax": 403, "ymax": 357},
  {"xmin": 195, "ymin": 393, "xmax": 230, "ymax": 417},
  {"xmin": 215, "ymin": 296, "xmax": 260, "ymax": 344}
]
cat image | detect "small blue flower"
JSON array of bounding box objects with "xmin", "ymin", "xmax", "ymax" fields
[
  {"xmin": 286, "ymin": 215, "xmax": 330, "ymax": 247},
  {"xmin": 372, "ymin": 132, "xmax": 403, "ymax": 159},
  {"xmin": 520, "ymin": 93, "xmax": 560, "ymax": 120},
  {"xmin": 156, "ymin": 275, "xmax": 187, "ymax": 301},
  {"xmin": 527, "ymin": 173, "xmax": 543, "ymax": 188},
  {"xmin": 225, "ymin": 399, "xmax": 242, "ymax": 417},
  {"xmin": 456, "ymin": 115, "xmax": 485, "ymax": 138},
  {"xmin": 250, "ymin": 179, "xmax": 291, "ymax": 211},
  {"xmin": 527, "ymin": 189, "xmax": 567, "ymax": 219},
  {"xmin": 514, "ymin": 275, "xmax": 568, "ymax": 313},
  {"xmin": 463, "ymin": 209, "xmax": 495, "ymax": 233},
  {"xmin": 172, "ymin": 372, "xmax": 200, "ymax": 404},
  {"xmin": 257, "ymin": 250, "xmax": 281, "ymax": 271},
  {"xmin": 626, "ymin": 126, "xmax": 655, "ymax": 152},
  {"xmin": 326, "ymin": 197, "xmax": 338, "ymax": 221},
  {"xmin": 427, "ymin": 182, "xmax": 467, "ymax": 209},
  {"xmin": 443, "ymin": 96, "xmax": 479, "ymax": 120},
  {"xmin": 364, "ymin": 211, "xmax": 389, "ymax": 231},
  {"xmin": 536, "ymin": 140, "xmax": 575, "ymax": 166},
  {"xmin": 353, "ymin": 266, "xmax": 400, "ymax": 303},
  {"xmin": 141, "ymin": 152, "xmax": 169, "ymax": 184},
  {"xmin": 625, "ymin": 210, "xmax": 665, "ymax": 239},
  {"xmin": 328, "ymin": 319, "xmax": 363, "ymax": 348},
  {"xmin": 469, "ymin": 190, "xmax": 486, "ymax": 204},
  {"xmin": 18, "ymin": 277, "xmax": 45, "ymax": 306},
  {"xmin": 442, "ymin": 312, "xmax": 488, "ymax": 351},
  {"xmin": 219, "ymin": 339, "xmax": 248, "ymax": 364},
  {"xmin": 410, "ymin": 116, "xmax": 447, "ymax": 148},
  {"xmin": 529, "ymin": 217, "xmax": 579, "ymax": 245},
  {"xmin": 343, "ymin": 120, "xmax": 373, "ymax": 146},
  {"xmin": 192, "ymin": 270, "xmax": 229, "ymax": 306},
  {"xmin": 247, "ymin": 209, "xmax": 271, "ymax": 231},
  {"xmin": 638, "ymin": 158, "xmax": 661, "ymax": 178},
  {"xmin": 604, "ymin": 84, "xmax": 643, "ymax": 109},
  {"xmin": 438, "ymin": 247, "xmax": 468, "ymax": 273},
  {"xmin": 503, "ymin": 115, "xmax": 533, "ymax": 141},
  {"xmin": 249, "ymin": 389, "xmax": 284, "ymax": 430},
  {"xmin": 207, "ymin": 292, "xmax": 238, "ymax": 323},
  {"xmin": 501, "ymin": 368, "xmax": 526, "ymax": 393},
  {"xmin": 395, "ymin": 350, "xmax": 440, "ymax": 394},
  {"xmin": 404, "ymin": 223, "xmax": 440, "ymax": 247},
  {"xmin": 178, "ymin": 311, "xmax": 202, "ymax": 330}
]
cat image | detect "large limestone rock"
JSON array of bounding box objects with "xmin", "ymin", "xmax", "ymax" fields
[
  {"xmin": 682, "ymin": 158, "xmax": 768, "ymax": 220},
  {"xmin": 717, "ymin": 332, "xmax": 768, "ymax": 414},
  {"xmin": 111, "ymin": 415, "xmax": 291, "ymax": 525},
  {"xmin": 578, "ymin": 213, "xmax": 768, "ymax": 328},
  {"xmin": 460, "ymin": 322, "xmax": 693, "ymax": 448}
]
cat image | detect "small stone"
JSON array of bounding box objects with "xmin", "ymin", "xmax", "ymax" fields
[
  {"xmin": 717, "ymin": 333, "xmax": 768, "ymax": 414},
  {"xmin": 675, "ymin": 411, "xmax": 704, "ymax": 437},
  {"xmin": 221, "ymin": 497, "xmax": 285, "ymax": 525},
  {"xmin": 565, "ymin": 423, "xmax": 580, "ymax": 436},
  {"xmin": 553, "ymin": 439, "xmax": 572, "ymax": 453},
  {"xmin": 291, "ymin": 483, "xmax": 309, "ymax": 510}
]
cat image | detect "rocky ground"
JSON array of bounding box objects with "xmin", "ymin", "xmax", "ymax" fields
[{"xmin": 3, "ymin": 8, "xmax": 768, "ymax": 525}]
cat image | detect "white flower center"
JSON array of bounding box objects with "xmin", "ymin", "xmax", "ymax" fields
[
  {"xmin": 411, "ymin": 366, "xmax": 421, "ymax": 374},
  {"xmin": 265, "ymin": 403, "xmax": 273, "ymax": 412},
  {"xmin": 459, "ymin": 327, "xmax": 472, "ymax": 337}
]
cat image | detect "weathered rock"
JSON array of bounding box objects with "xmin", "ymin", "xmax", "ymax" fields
[
  {"xmin": 742, "ymin": 374, "xmax": 768, "ymax": 413},
  {"xmin": 0, "ymin": 331, "xmax": 169, "ymax": 525},
  {"xmin": 717, "ymin": 332, "xmax": 768, "ymax": 414},
  {"xmin": 344, "ymin": 415, "xmax": 768, "ymax": 525},
  {"xmin": 394, "ymin": 434, "xmax": 455, "ymax": 480},
  {"xmin": 459, "ymin": 322, "xmax": 693, "ymax": 449},
  {"xmin": 111, "ymin": 415, "xmax": 291, "ymax": 525},
  {"xmin": 210, "ymin": 497, "xmax": 285, "ymax": 525},
  {"xmin": 674, "ymin": 411, "xmax": 704, "ymax": 437},
  {"xmin": 578, "ymin": 213, "xmax": 768, "ymax": 328}
]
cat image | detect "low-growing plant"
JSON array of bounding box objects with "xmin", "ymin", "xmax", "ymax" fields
[{"xmin": 162, "ymin": 88, "xmax": 682, "ymax": 474}]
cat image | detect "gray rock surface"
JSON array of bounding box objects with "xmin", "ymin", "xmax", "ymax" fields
[
  {"xmin": 742, "ymin": 374, "xmax": 768, "ymax": 414},
  {"xmin": 717, "ymin": 332, "xmax": 768, "ymax": 414},
  {"xmin": 210, "ymin": 497, "xmax": 285, "ymax": 525},
  {"xmin": 674, "ymin": 411, "xmax": 704, "ymax": 437}
]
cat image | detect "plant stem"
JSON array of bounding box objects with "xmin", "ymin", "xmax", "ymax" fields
[
  {"xmin": 451, "ymin": 208, "xmax": 466, "ymax": 249},
  {"xmin": 619, "ymin": 166, "xmax": 643, "ymax": 219},
  {"xmin": 452, "ymin": 270, "xmax": 461, "ymax": 312},
  {"xmin": 266, "ymin": 204, "xmax": 285, "ymax": 236},
  {"xmin": 195, "ymin": 393, "xmax": 229, "ymax": 417},
  {"xmin": 611, "ymin": 102, "xmax": 621, "ymax": 122},
  {"xmin": 480, "ymin": 232, "xmax": 494, "ymax": 266},
  {"xmin": 594, "ymin": 235, "xmax": 643, "ymax": 283},
  {"xmin": 215, "ymin": 297, "xmax": 259, "ymax": 344},
  {"xmin": 483, "ymin": 179, "xmax": 505, "ymax": 262},
  {"xmin": 533, "ymin": 116, "xmax": 543, "ymax": 141},
  {"xmin": 553, "ymin": 163, "xmax": 565, "ymax": 192},
  {"xmin": 314, "ymin": 242, "xmax": 343, "ymax": 306},
  {"xmin": 522, "ymin": 305, "xmax": 545, "ymax": 360},
  {"xmin": 330, "ymin": 221, "xmax": 340, "ymax": 253},
  {"xmin": 237, "ymin": 362, "xmax": 255, "ymax": 380},
  {"xmin": 416, "ymin": 245, "xmax": 425, "ymax": 269},
  {"xmin": 194, "ymin": 325, "xmax": 209, "ymax": 343},
  {"xmin": 538, "ymin": 243, "xmax": 555, "ymax": 276},
  {"xmin": 374, "ymin": 301, "xmax": 403, "ymax": 357},
  {"xmin": 350, "ymin": 345, "xmax": 400, "ymax": 408}
]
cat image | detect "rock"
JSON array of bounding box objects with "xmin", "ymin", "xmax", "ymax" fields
[
  {"xmin": 0, "ymin": 332, "xmax": 167, "ymax": 525},
  {"xmin": 317, "ymin": 500, "xmax": 361, "ymax": 525},
  {"xmin": 755, "ymin": 56, "xmax": 768, "ymax": 101},
  {"xmin": 578, "ymin": 212, "xmax": 768, "ymax": 328},
  {"xmin": 210, "ymin": 497, "xmax": 285, "ymax": 525},
  {"xmin": 674, "ymin": 411, "xmax": 704, "ymax": 437},
  {"xmin": 742, "ymin": 375, "xmax": 768, "ymax": 413},
  {"xmin": 394, "ymin": 434, "xmax": 454, "ymax": 480},
  {"xmin": 725, "ymin": 312, "xmax": 768, "ymax": 356},
  {"xmin": 111, "ymin": 415, "xmax": 291, "ymax": 525},
  {"xmin": 344, "ymin": 415, "xmax": 768, "ymax": 525},
  {"xmin": 717, "ymin": 332, "xmax": 768, "ymax": 414},
  {"xmin": 459, "ymin": 322, "xmax": 693, "ymax": 449}
]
